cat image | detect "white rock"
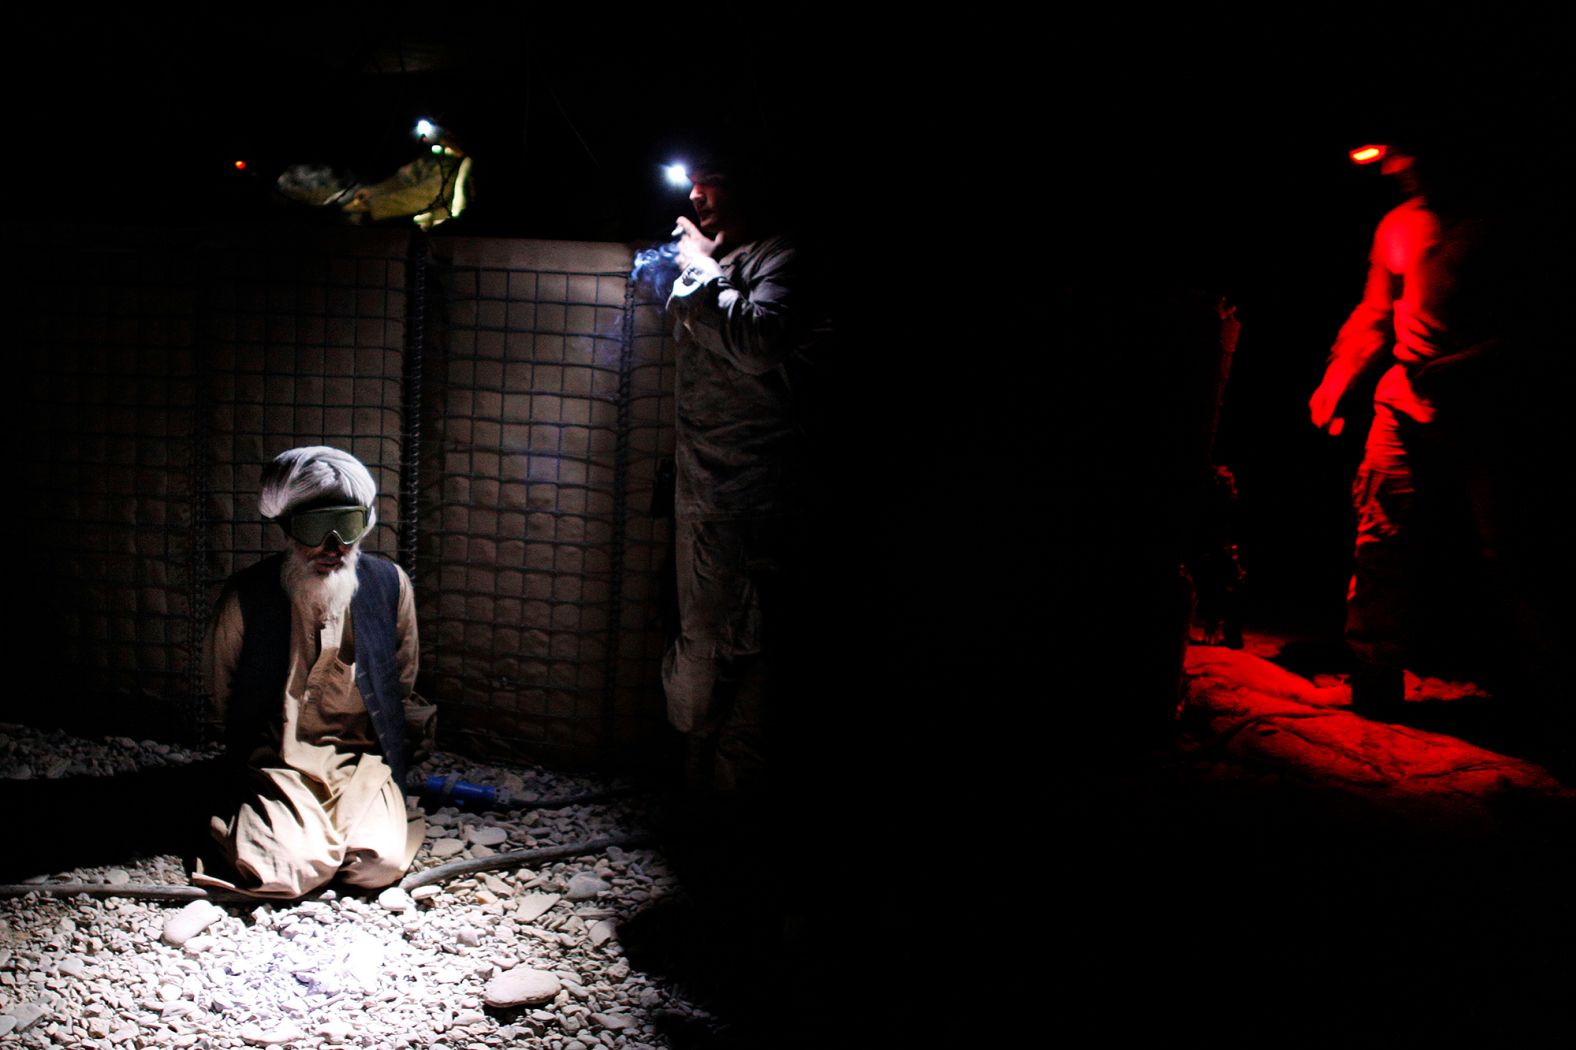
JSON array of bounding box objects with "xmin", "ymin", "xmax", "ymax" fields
[
  {"xmin": 240, "ymin": 1021, "xmax": 307, "ymax": 1045},
  {"xmin": 104, "ymin": 869, "xmax": 131, "ymax": 886},
  {"xmin": 162, "ymin": 901, "xmax": 224, "ymax": 947},
  {"xmin": 4, "ymin": 1003, "xmax": 48, "ymax": 1032},
  {"xmin": 514, "ymin": 893, "xmax": 561, "ymax": 923},
  {"xmin": 483, "ymin": 966, "xmax": 562, "ymax": 1008},
  {"xmin": 0, "ymin": 736, "xmax": 683, "ymax": 1048},
  {"xmin": 566, "ymin": 875, "xmax": 610, "ymax": 900},
  {"xmin": 468, "ymin": 826, "xmax": 508, "ymax": 847},
  {"xmin": 379, "ymin": 887, "xmax": 415, "ymax": 912}
]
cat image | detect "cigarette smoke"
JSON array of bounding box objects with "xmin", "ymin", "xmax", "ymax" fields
[{"xmin": 630, "ymin": 238, "xmax": 682, "ymax": 297}]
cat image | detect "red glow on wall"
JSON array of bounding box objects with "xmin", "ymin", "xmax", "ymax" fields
[{"xmin": 1349, "ymin": 145, "xmax": 1387, "ymax": 165}]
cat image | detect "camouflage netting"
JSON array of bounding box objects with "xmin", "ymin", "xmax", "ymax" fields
[{"xmin": 13, "ymin": 225, "xmax": 675, "ymax": 770}]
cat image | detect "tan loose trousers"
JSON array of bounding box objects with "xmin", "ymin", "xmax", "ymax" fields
[{"xmin": 196, "ymin": 565, "xmax": 427, "ymax": 898}]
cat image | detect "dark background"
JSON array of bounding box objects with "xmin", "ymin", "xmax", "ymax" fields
[
  {"xmin": 6, "ymin": 12, "xmax": 1573, "ymax": 1042},
  {"xmin": 12, "ymin": 13, "xmax": 1570, "ymax": 616},
  {"xmin": 11, "ymin": 0, "xmax": 1572, "ymax": 840}
]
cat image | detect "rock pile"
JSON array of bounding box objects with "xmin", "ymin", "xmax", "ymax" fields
[{"xmin": 0, "ymin": 723, "xmax": 716, "ymax": 1049}]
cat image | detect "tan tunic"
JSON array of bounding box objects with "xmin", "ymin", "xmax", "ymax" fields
[{"xmin": 197, "ymin": 562, "xmax": 429, "ymax": 898}]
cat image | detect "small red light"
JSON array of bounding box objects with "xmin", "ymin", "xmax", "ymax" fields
[
  {"xmin": 234, "ymin": 159, "xmax": 247, "ymax": 171},
  {"xmin": 1349, "ymin": 145, "xmax": 1386, "ymax": 165}
]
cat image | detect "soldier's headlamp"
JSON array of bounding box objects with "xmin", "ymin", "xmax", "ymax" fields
[
  {"xmin": 1349, "ymin": 144, "xmax": 1388, "ymax": 165},
  {"xmin": 281, "ymin": 505, "xmax": 371, "ymax": 548}
]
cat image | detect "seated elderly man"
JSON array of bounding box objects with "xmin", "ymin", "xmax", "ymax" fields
[{"xmin": 196, "ymin": 446, "xmax": 433, "ymax": 898}]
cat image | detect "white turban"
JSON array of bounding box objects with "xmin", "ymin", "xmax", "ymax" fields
[{"xmin": 258, "ymin": 446, "xmax": 378, "ymax": 528}]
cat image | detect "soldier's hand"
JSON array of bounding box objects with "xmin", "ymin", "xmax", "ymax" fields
[{"xmin": 674, "ymin": 216, "xmax": 724, "ymax": 270}]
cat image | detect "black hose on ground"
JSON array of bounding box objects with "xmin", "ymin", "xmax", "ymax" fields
[
  {"xmin": 0, "ymin": 883, "xmax": 240, "ymax": 904},
  {"xmin": 398, "ymin": 833, "xmax": 656, "ymax": 892},
  {"xmin": 0, "ymin": 833, "xmax": 657, "ymax": 904}
]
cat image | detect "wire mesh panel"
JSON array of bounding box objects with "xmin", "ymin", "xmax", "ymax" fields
[
  {"xmin": 13, "ymin": 225, "xmax": 411, "ymax": 740},
  {"xmin": 421, "ymin": 239, "xmax": 668, "ymax": 766},
  {"xmin": 608, "ymin": 264, "xmax": 678, "ymax": 760},
  {"xmin": 198, "ymin": 227, "xmax": 409, "ymax": 588},
  {"xmin": 16, "ymin": 229, "xmax": 200, "ymax": 737},
  {"xmin": 16, "ymin": 224, "xmax": 677, "ymax": 767}
]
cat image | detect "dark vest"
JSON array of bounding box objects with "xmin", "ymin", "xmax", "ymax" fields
[{"xmin": 225, "ymin": 552, "xmax": 409, "ymax": 789}]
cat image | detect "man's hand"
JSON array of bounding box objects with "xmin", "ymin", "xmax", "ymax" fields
[
  {"xmin": 674, "ymin": 216, "xmax": 725, "ymax": 271},
  {"xmin": 1308, "ymin": 378, "xmax": 1342, "ymax": 430}
]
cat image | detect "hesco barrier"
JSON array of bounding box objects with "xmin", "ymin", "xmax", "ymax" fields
[{"xmin": 15, "ymin": 224, "xmax": 676, "ymax": 770}]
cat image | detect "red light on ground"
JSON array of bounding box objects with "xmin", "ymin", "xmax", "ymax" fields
[
  {"xmin": 1349, "ymin": 145, "xmax": 1387, "ymax": 165},
  {"xmin": 234, "ymin": 160, "xmax": 247, "ymax": 171}
]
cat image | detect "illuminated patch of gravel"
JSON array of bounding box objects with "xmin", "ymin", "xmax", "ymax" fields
[{"xmin": 0, "ymin": 725, "xmax": 714, "ymax": 1048}]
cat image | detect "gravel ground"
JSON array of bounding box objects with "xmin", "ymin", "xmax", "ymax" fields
[{"xmin": 0, "ymin": 723, "xmax": 719, "ymax": 1049}]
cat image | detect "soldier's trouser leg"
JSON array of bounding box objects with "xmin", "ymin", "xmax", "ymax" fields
[
  {"xmin": 1346, "ymin": 404, "xmax": 1419, "ymax": 710},
  {"xmin": 663, "ymin": 517, "xmax": 782, "ymax": 793}
]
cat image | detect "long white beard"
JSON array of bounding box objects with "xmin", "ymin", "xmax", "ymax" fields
[{"xmin": 281, "ymin": 546, "xmax": 360, "ymax": 625}]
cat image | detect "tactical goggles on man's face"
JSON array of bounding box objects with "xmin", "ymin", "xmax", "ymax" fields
[{"xmin": 280, "ymin": 505, "xmax": 371, "ymax": 548}]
